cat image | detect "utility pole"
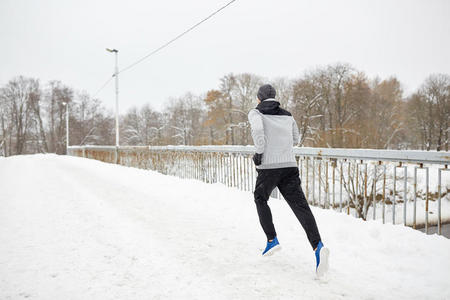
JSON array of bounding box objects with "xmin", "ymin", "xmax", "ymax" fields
[
  {"xmin": 106, "ymin": 48, "xmax": 119, "ymax": 147},
  {"xmin": 62, "ymin": 102, "xmax": 69, "ymax": 154},
  {"xmin": 106, "ymin": 48, "xmax": 119, "ymax": 162}
]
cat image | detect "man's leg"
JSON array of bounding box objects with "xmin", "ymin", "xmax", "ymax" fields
[
  {"xmin": 277, "ymin": 167, "xmax": 321, "ymax": 249},
  {"xmin": 254, "ymin": 169, "xmax": 279, "ymax": 241}
]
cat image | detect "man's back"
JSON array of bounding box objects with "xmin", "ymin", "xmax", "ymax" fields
[{"xmin": 248, "ymin": 98, "xmax": 299, "ymax": 169}]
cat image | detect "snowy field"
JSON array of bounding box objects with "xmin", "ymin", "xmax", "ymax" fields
[{"xmin": 0, "ymin": 154, "xmax": 449, "ymax": 300}]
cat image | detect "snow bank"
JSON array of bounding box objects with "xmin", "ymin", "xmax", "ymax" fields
[{"xmin": 0, "ymin": 154, "xmax": 449, "ymax": 299}]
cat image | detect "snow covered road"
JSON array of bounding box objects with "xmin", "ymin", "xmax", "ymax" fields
[{"xmin": 0, "ymin": 154, "xmax": 449, "ymax": 299}]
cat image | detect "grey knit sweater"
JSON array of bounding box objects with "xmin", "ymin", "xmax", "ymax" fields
[{"xmin": 248, "ymin": 99, "xmax": 299, "ymax": 169}]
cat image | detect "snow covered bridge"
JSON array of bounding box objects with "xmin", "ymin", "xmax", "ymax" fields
[
  {"xmin": 69, "ymin": 145, "xmax": 450, "ymax": 233},
  {"xmin": 0, "ymin": 154, "xmax": 449, "ymax": 299}
]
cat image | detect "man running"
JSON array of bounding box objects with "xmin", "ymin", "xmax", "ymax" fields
[{"xmin": 248, "ymin": 84, "xmax": 329, "ymax": 276}]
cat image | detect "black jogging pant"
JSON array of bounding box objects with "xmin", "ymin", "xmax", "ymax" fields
[{"xmin": 254, "ymin": 167, "xmax": 321, "ymax": 249}]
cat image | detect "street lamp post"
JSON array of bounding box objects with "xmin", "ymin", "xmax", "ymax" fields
[
  {"xmin": 106, "ymin": 48, "xmax": 119, "ymax": 162},
  {"xmin": 62, "ymin": 102, "xmax": 69, "ymax": 154}
]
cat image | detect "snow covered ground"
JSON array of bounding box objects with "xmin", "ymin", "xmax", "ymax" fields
[{"xmin": 1, "ymin": 154, "xmax": 449, "ymax": 300}]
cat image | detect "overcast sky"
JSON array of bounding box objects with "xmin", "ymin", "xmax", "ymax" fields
[{"xmin": 1, "ymin": 0, "xmax": 449, "ymax": 113}]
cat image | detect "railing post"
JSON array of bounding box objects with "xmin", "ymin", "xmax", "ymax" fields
[
  {"xmin": 438, "ymin": 169, "xmax": 442, "ymax": 235},
  {"xmin": 312, "ymin": 158, "xmax": 316, "ymax": 206},
  {"xmin": 325, "ymin": 160, "xmax": 330, "ymax": 209},
  {"xmin": 339, "ymin": 161, "xmax": 343, "ymax": 213},
  {"xmin": 373, "ymin": 164, "xmax": 377, "ymax": 220},
  {"xmin": 306, "ymin": 157, "xmax": 309, "ymax": 204},
  {"xmin": 332, "ymin": 160, "xmax": 336, "ymax": 209},
  {"xmin": 403, "ymin": 166, "xmax": 407, "ymax": 226},
  {"xmin": 347, "ymin": 161, "xmax": 351, "ymax": 215},
  {"xmin": 413, "ymin": 167, "xmax": 417, "ymax": 229},
  {"xmin": 437, "ymin": 167, "xmax": 449, "ymax": 235},
  {"xmin": 382, "ymin": 164, "xmax": 386, "ymax": 224},
  {"xmin": 425, "ymin": 167, "xmax": 429, "ymax": 234},
  {"xmin": 356, "ymin": 162, "xmax": 359, "ymax": 218},
  {"xmin": 318, "ymin": 159, "xmax": 322, "ymax": 207},
  {"xmin": 393, "ymin": 166, "xmax": 397, "ymax": 224},
  {"xmin": 363, "ymin": 163, "xmax": 368, "ymax": 220},
  {"xmin": 115, "ymin": 146, "xmax": 119, "ymax": 164}
]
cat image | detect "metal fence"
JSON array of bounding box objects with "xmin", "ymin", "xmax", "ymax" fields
[{"xmin": 68, "ymin": 145, "xmax": 450, "ymax": 235}]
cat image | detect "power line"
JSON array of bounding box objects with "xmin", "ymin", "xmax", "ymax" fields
[
  {"xmin": 92, "ymin": 75, "xmax": 114, "ymax": 98},
  {"xmin": 91, "ymin": 0, "xmax": 237, "ymax": 99},
  {"xmin": 118, "ymin": 0, "xmax": 238, "ymax": 75}
]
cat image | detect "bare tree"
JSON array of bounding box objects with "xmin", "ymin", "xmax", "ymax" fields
[
  {"xmin": 290, "ymin": 76, "xmax": 323, "ymax": 146},
  {"xmin": 204, "ymin": 90, "xmax": 227, "ymax": 145},
  {"xmin": 367, "ymin": 77, "xmax": 404, "ymax": 149},
  {"xmin": 271, "ymin": 77, "xmax": 292, "ymax": 108},
  {"xmin": 166, "ymin": 93, "xmax": 205, "ymax": 145},
  {"xmin": 0, "ymin": 76, "xmax": 40, "ymax": 155},
  {"xmin": 422, "ymin": 74, "xmax": 449, "ymax": 151},
  {"xmin": 407, "ymin": 74, "xmax": 450, "ymax": 151},
  {"xmin": 71, "ymin": 92, "xmax": 114, "ymax": 146},
  {"xmin": 122, "ymin": 104, "xmax": 165, "ymax": 145},
  {"xmin": 28, "ymin": 81, "xmax": 48, "ymax": 152},
  {"xmin": 219, "ymin": 74, "xmax": 237, "ymax": 145},
  {"xmin": 232, "ymin": 73, "xmax": 262, "ymax": 145},
  {"xmin": 46, "ymin": 81, "xmax": 73, "ymax": 153},
  {"xmin": 289, "ymin": 64, "xmax": 357, "ymax": 148}
]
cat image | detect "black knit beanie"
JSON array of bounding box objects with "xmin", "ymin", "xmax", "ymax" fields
[{"xmin": 257, "ymin": 84, "xmax": 276, "ymax": 101}]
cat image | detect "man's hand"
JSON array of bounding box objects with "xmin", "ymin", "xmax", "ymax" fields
[{"xmin": 253, "ymin": 153, "xmax": 263, "ymax": 166}]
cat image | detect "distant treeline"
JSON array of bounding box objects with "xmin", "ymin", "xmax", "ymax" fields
[{"xmin": 0, "ymin": 63, "xmax": 448, "ymax": 156}]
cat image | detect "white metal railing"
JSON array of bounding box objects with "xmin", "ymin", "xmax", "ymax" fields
[{"xmin": 68, "ymin": 145, "xmax": 450, "ymax": 235}]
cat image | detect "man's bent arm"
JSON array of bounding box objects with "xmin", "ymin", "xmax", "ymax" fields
[{"xmin": 248, "ymin": 109, "xmax": 265, "ymax": 154}]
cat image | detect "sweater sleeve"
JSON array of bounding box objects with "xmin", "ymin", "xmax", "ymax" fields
[
  {"xmin": 292, "ymin": 118, "xmax": 300, "ymax": 146},
  {"xmin": 248, "ymin": 109, "xmax": 265, "ymax": 154}
]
